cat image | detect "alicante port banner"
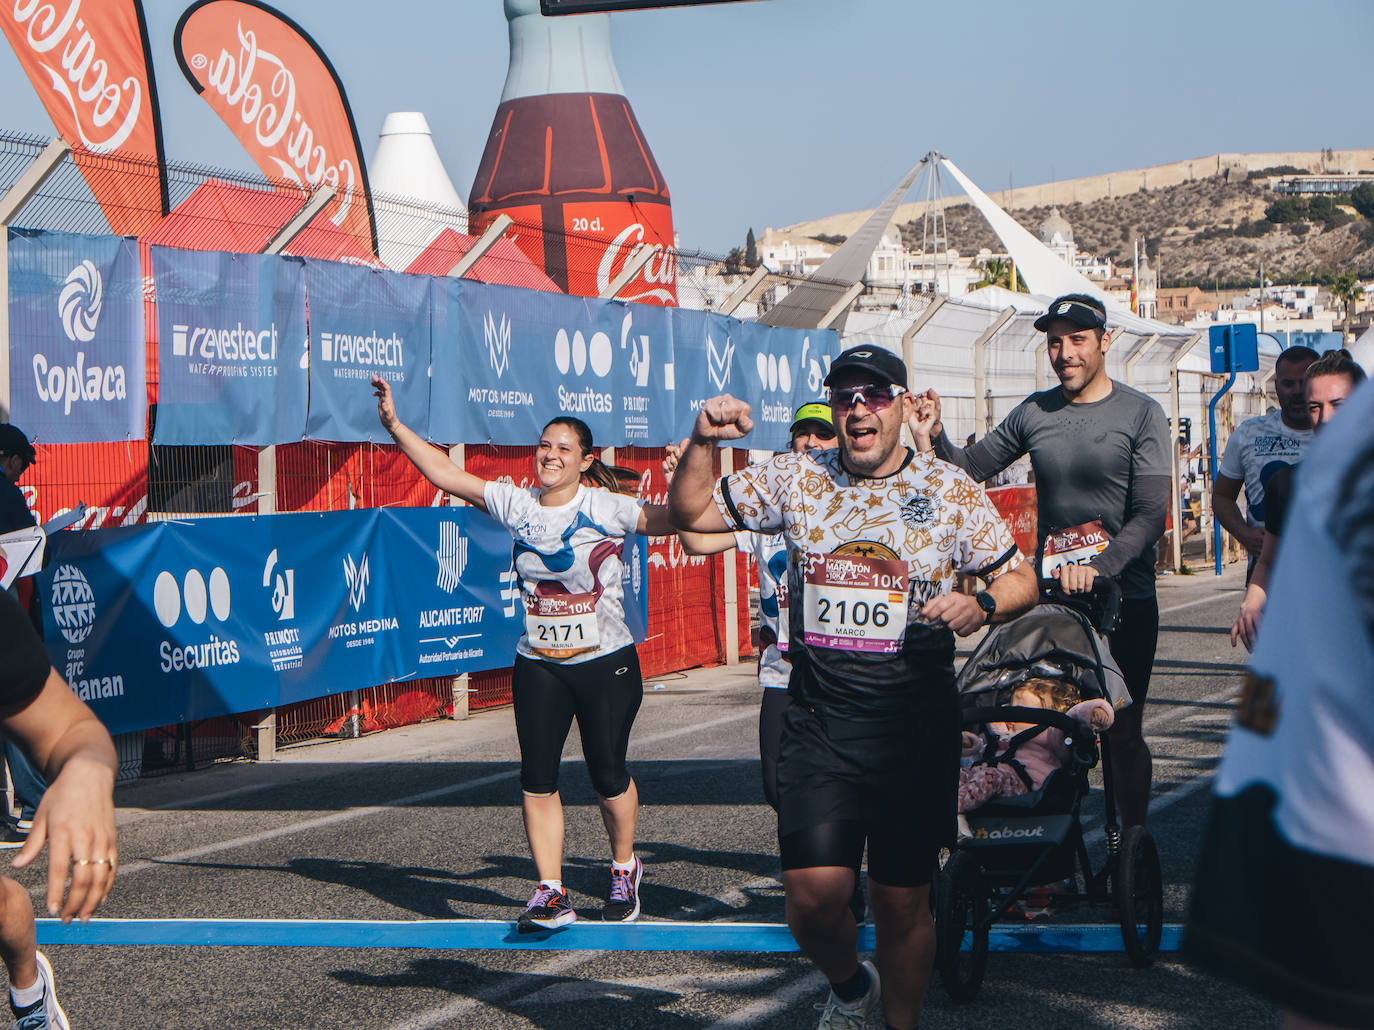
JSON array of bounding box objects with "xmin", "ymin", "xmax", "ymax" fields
[
  {"xmin": 173, "ymin": 0, "xmax": 378, "ymax": 259},
  {"xmin": 0, "ymin": 0, "xmax": 169, "ymax": 235},
  {"xmin": 304, "ymin": 261, "xmax": 432, "ymax": 442},
  {"xmin": 433, "ymin": 278, "xmax": 677, "ymax": 446},
  {"xmin": 39, "ymin": 507, "xmax": 651, "ymax": 735},
  {"xmin": 6, "ymin": 230, "xmax": 146, "ymax": 443},
  {"xmin": 151, "ymin": 246, "xmax": 308, "ymax": 445}
]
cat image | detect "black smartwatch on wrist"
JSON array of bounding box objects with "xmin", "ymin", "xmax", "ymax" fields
[{"xmin": 974, "ymin": 590, "xmax": 997, "ymax": 622}]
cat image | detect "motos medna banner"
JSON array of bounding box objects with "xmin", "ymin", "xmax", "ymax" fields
[
  {"xmin": 0, "ymin": 0, "xmax": 169, "ymax": 234},
  {"xmin": 173, "ymin": 0, "xmax": 379, "ymax": 262}
]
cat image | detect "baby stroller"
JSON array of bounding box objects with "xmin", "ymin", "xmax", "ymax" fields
[{"xmin": 934, "ymin": 579, "xmax": 1164, "ymax": 1002}]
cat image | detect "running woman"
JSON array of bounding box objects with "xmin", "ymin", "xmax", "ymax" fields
[{"xmin": 374, "ymin": 377, "xmax": 672, "ymax": 931}]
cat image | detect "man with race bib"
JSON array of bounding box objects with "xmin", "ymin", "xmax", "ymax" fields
[
  {"xmin": 912, "ymin": 292, "xmax": 1171, "ymax": 830},
  {"xmin": 668, "ymin": 346, "xmax": 1037, "ymax": 1030}
]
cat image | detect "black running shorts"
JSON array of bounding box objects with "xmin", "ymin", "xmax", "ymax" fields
[{"xmin": 776, "ymin": 698, "xmax": 960, "ymax": 888}]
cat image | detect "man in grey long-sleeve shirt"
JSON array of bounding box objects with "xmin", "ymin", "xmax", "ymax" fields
[{"xmin": 914, "ymin": 293, "xmax": 1171, "ymax": 828}]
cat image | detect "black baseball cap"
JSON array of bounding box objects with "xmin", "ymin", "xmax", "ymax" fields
[
  {"xmin": 0, "ymin": 424, "xmax": 35, "ymax": 465},
  {"xmin": 1033, "ymin": 293, "xmax": 1108, "ymax": 333},
  {"xmin": 822, "ymin": 344, "xmax": 907, "ymax": 388}
]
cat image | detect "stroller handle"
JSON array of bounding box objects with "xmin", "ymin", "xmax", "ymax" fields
[{"xmin": 1038, "ymin": 576, "xmax": 1121, "ymax": 634}]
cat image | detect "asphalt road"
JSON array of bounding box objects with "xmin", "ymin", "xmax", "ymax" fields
[{"xmin": 23, "ymin": 564, "xmax": 1280, "ymax": 1029}]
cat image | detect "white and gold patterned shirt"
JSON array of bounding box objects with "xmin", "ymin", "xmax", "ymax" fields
[{"xmin": 714, "ymin": 448, "xmax": 1022, "ymax": 717}]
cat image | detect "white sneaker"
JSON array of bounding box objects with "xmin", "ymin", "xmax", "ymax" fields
[
  {"xmin": 9, "ymin": 951, "xmax": 69, "ymax": 1030},
  {"xmin": 814, "ymin": 959, "xmax": 880, "ymax": 1029}
]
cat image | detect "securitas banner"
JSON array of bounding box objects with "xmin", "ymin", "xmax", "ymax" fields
[
  {"xmin": 151, "ymin": 246, "xmax": 307, "ymax": 445},
  {"xmin": 435, "ymin": 279, "xmax": 674, "ymax": 446},
  {"xmin": 7, "ymin": 230, "xmax": 145, "ymax": 442},
  {"xmin": 305, "ymin": 261, "xmax": 431, "ymax": 442},
  {"xmin": 0, "ymin": 1, "xmax": 169, "ymax": 235},
  {"xmin": 173, "ymin": 0, "xmax": 378, "ymax": 261},
  {"xmin": 40, "ymin": 508, "xmax": 650, "ymax": 735}
]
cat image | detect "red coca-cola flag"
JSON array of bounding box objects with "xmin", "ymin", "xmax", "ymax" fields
[
  {"xmin": 0, "ymin": 0, "xmax": 169, "ymax": 235},
  {"xmin": 173, "ymin": 0, "xmax": 378, "ymax": 260}
]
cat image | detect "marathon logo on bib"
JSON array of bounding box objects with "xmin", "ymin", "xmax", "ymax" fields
[
  {"xmin": 525, "ymin": 590, "xmax": 600, "ymax": 659},
  {"xmin": 802, "ymin": 551, "xmax": 908, "ymax": 653},
  {"xmin": 1041, "ymin": 520, "xmax": 1110, "ymax": 579}
]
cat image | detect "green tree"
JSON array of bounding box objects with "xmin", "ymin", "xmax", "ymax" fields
[
  {"xmin": 1265, "ymin": 197, "xmax": 1308, "ymax": 223},
  {"xmin": 745, "ymin": 228, "xmax": 759, "ymax": 268},
  {"xmin": 1351, "ymin": 183, "xmax": 1374, "ymax": 220},
  {"xmin": 723, "ymin": 247, "xmax": 745, "ymax": 275},
  {"xmin": 1329, "ymin": 272, "xmax": 1362, "ymax": 340},
  {"xmin": 974, "ymin": 257, "xmax": 1026, "ymax": 292}
]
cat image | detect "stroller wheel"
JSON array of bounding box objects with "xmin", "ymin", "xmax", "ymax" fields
[
  {"xmin": 935, "ymin": 850, "xmax": 989, "ymax": 1002},
  {"xmin": 1114, "ymin": 825, "xmax": 1163, "ymax": 967}
]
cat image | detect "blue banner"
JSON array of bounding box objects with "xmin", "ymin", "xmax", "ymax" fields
[
  {"xmin": 437, "ymin": 280, "xmax": 677, "ymax": 447},
  {"xmin": 151, "ymin": 247, "xmax": 308, "ymax": 445},
  {"xmin": 730, "ymin": 323, "xmax": 840, "ymax": 450},
  {"xmin": 306, "ymin": 261, "xmax": 432, "ymax": 442},
  {"xmin": 39, "ymin": 509, "xmax": 649, "ymax": 734},
  {"xmin": 6, "ymin": 229, "xmax": 145, "ymax": 442},
  {"xmin": 671, "ymin": 307, "xmax": 745, "ymax": 436}
]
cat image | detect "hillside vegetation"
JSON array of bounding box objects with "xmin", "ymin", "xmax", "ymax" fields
[{"xmin": 895, "ymin": 172, "xmax": 1374, "ymax": 287}]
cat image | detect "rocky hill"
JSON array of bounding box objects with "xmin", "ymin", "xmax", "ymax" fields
[{"xmin": 895, "ymin": 171, "xmax": 1374, "ymax": 287}]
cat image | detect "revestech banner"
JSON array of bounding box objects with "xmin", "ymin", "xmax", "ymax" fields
[
  {"xmin": 435, "ymin": 279, "xmax": 675, "ymax": 446},
  {"xmin": 39, "ymin": 509, "xmax": 649, "ymax": 734},
  {"xmin": 152, "ymin": 246, "xmax": 308, "ymax": 445},
  {"xmin": 306, "ymin": 261, "xmax": 432, "ymax": 441},
  {"xmin": 7, "ymin": 230, "xmax": 145, "ymax": 442}
]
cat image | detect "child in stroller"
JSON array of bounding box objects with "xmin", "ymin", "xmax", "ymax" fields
[{"xmin": 956, "ymin": 675, "xmax": 1115, "ymax": 841}]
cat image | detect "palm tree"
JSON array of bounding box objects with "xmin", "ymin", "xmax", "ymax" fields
[
  {"xmin": 974, "ymin": 257, "xmax": 1026, "ymax": 292},
  {"xmin": 1329, "ymin": 272, "xmax": 1362, "ymax": 341}
]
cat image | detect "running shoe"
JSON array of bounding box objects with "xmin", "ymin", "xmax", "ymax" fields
[
  {"xmin": 0, "ymin": 824, "xmax": 26, "ymax": 850},
  {"xmin": 517, "ymin": 883, "xmax": 576, "ymax": 933},
  {"xmin": 814, "ymin": 959, "xmax": 880, "ymax": 1030},
  {"xmin": 9, "ymin": 952, "xmax": 69, "ymax": 1030},
  {"xmin": 602, "ymin": 856, "xmax": 644, "ymax": 923}
]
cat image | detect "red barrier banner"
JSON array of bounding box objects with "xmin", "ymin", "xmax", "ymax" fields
[
  {"xmin": 985, "ymin": 484, "xmax": 1038, "ymax": 563},
  {"xmin": 173, "ymin": 0, "xmax": 378, "ymax": 260},
  {"xmin": 1, "ymin": 0, "xmax": 168, "ymax": 234}
]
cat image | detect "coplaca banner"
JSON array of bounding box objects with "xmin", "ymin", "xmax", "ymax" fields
[
  {"xmin": 305, "ymin": 261, "xmax": 432, "ymax": 442},
  {"xmin": 151, "ymin": 246, "xmax": 308, "ymax": 445},
  {"xmin": 7, "ymin": 230, "xmax": 146, "ymax": 442},
  {"xmin": 173, "ymin": 0, "xmax": 378, "ymax": 260},
  {"xmin": 0, "ymin": 1, "xmax": 169, "ymax": 234},
  {"xmin": 40, "ymin": 508, "xmax": 650, "ymax": 735}
]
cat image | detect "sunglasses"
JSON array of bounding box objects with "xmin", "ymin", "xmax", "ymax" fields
[{"xmin": 828, "ymin": 384, "xmax": 906, "ymax": 414}]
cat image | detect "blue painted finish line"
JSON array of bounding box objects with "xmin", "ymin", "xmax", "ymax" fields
[{"xmin": 37, "ymin": 919, "xmax": 1183, "ymax": 953}]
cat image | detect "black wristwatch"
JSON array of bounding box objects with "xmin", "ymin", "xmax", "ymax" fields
[{"xmin": 974, "ymin": 590, "xmax": 997, "ymax": 622}]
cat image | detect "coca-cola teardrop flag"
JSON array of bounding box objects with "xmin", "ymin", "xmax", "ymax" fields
[
  {"xmin": 1, "ymin": 0, "xmax": 169, "ymax": 235},
  {"xmin": 173, "ymin": 0, "xmax": 378, "ymax": 261}
]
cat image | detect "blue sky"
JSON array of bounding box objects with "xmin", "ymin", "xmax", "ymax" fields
[{"xmin": 2, "ymin": 0, "xmax": 1370, "ymax": 254}]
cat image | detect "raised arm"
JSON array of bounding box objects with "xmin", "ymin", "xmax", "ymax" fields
[
  {"xmin": 373, "ymin": 376, "xmax": 489, "ymax": 511},
  {"xmin": 659, "ymin": 437, "xmax": 739, "ymax": 552},
  {"xmin": 667, "ymin": 395, "xmax": 754, "ymax": 533},
  {"xmin": 924, "ymin": 390, "xmax": 1023, "ymax": 483}
]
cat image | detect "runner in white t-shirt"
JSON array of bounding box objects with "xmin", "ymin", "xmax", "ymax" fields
[
  {"xmin": 1214, "ymin": 345, "xmax": 1317, "ymax": 568},
  {"xmin": 671, "ymin": 401, "xmax": 837, "ymax": 809},
  {"xmin": 373, "ymin": 377, "xmax": 673, "ymax": 933}
]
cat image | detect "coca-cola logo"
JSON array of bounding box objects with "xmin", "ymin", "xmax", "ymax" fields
[
  {"xmin": 189, "ymin": 21, "xmax": 357, "ymax": 230},
  {"xmin": 596, "ymin": 223, "xmax": 677, "ymax": 305},
  {"xmin": 9, "ymin": 0, "xmax": 145, "ymax": 153}
]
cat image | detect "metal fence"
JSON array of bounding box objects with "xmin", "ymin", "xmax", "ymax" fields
[{"xmin": 1, "ymin": 130, "xmax": 809, "ymax": 778}]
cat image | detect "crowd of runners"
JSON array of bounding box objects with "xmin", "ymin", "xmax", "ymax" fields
[{"xmin": 1, "ymin": 290, "xmax": 1369, "ymax": 1029}]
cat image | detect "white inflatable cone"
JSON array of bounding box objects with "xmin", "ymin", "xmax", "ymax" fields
[{"xmin": 369, "ymin": 112, "xmax": 468, "ymax": 271}]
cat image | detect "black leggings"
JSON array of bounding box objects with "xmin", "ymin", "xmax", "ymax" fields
[
  {"xmin": 1109, "ymin": 595, "xmax": 1160, "ymax": 706},
  {"xmin": 758, "ymin": 688, "xmax": 791, "ymax": 811},
  {"xmin": 513, "ymin": 645, "xmax": 643, "ymax": 798}
]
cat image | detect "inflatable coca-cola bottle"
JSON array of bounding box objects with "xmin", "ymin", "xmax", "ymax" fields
[{"xmin": 468, "ymin": 0, "xmax": 677, "ymax": 305}]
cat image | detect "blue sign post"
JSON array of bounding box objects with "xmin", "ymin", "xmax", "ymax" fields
[{"xmin": 1207, "ymin": 324, "xmax": 1260, "ymax": 575}]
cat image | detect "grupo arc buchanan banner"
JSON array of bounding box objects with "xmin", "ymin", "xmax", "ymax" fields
[
  {"xmin": 0, "ymin": 0, "xmax": 169, "ymax": 235},
  {"xmin": 173, "ymin": 0, "xmax": 378, "ymax": 260}
]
